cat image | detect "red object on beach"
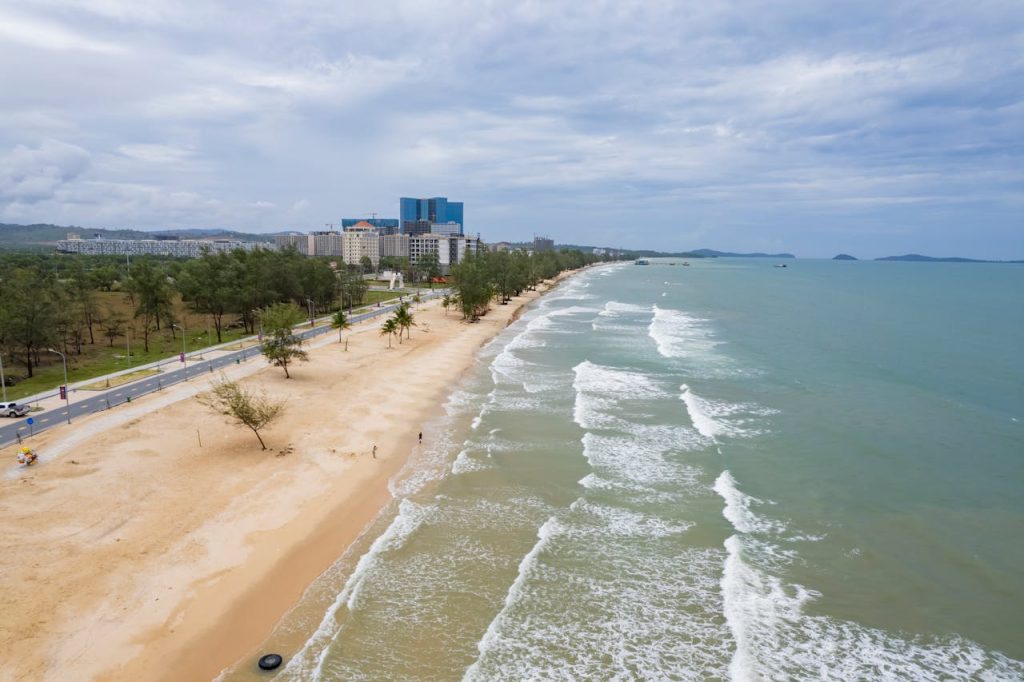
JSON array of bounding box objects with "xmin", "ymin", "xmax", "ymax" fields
[{"xmin": 59, "ymin": 385, "xmax": 67, "ymax": 400}]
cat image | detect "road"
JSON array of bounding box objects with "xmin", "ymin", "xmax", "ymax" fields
[{"xmin": 0, "ymin": 295, "xmax": 442, "ymax": 448}]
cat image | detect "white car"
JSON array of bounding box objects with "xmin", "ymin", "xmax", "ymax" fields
[{"xmin": 0, "ymin": 401, "xmax": 29, "ymax": 418}]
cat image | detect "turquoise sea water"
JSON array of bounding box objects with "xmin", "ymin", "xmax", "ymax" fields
[{"xmin": 229, "ymin": 259, "xmax": 1024, "ymax": 681}]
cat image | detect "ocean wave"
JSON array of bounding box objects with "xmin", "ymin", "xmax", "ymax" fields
[
  {"xmin": 598, "ymin": 300, "xmax": 652, "ymax": 317},
  {"xmin": 713, "ymin": 470, "xmax": 786, "ymax": 535},
  {"xmin": 451, "ymin": 448, "xmax": 492, "ymax": 475},
  {"xmin": 281, "ymin": 499, "xmax": 433, "ymax": 680},
  {"xmin": 720, "ymin": 534, "xmax": 1024, "ymax": 681},
  {"xmin": 464, "ymin": 512, "xmax": 730, "ymax": 681},
  {"xmin": 581, "ymin": 430, "xmax": 705, "ymax": 488},
  {"xmin": 647, "ymin": 305, "xmax": 722, "ymax": 360},
  {"xmin": 568, "ymin": 498, "xmax": 693, "ymax": 538},
  {"xmin": 464, "ymin": 516, "xmax": 562, "ymax": 681}
]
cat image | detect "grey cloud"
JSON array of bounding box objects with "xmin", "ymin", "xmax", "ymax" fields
[{"xmin": 0, "ymin": 139, "xmax": 90, "ymax": 203}]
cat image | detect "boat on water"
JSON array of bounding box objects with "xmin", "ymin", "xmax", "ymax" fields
[
  {"xmin": 635, "ymin": 258, "xmax": 650, "ymax": 265},
  {"xmin": 774, "ymin": 263, "xmax": 788, "ymax": 268},
  {"xmin": 682, "ymin": 261, "xmax": 690, "ymax": 266}
]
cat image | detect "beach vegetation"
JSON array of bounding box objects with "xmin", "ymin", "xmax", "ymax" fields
[
  {"xmin": 331, "ymin": 310, "xmax": 352, "ymax": 349},
  {"xmin": 197, "ymin": 377, "xmax": 285, "ymax": 450},
  {"xmin": 394, "ymin": 303, "xmax": 416, "ymax": 339},
  {"xmin": 259, "ymin": 302, "xmax": 309, "ymax": 378},
  {"xmin": 380, "ymin": 317, "xmax": 399, "ymax": 348}
]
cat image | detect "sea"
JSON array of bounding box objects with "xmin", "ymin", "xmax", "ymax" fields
[{"xmin": 223, "ymin": 258, "xmax": 1024, "ymax": 681}]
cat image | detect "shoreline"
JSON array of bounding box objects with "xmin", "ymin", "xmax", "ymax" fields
[{"xmin": 0, "ymin": 266, "xmax": 588, "ymax": 681}]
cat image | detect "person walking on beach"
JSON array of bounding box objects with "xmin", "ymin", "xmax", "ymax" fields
[
  {"xmin": 418, "ymin": 432, "xmax": 423, "ymax": 444},
  {"xmin": 372, "ymin": 444, "xmax": 377, "ymax": 459}
]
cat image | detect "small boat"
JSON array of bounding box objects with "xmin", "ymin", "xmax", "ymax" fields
[
  {"xmin": 774, "ymin": 263, "xmax": 788, "ymax": 268},
  {"xmin": 634, "ymin": 259, "xmax": 650, "ymax": 265},
  {"xmin": 682, "ymin": 262, "xmax": 690, "ymax": 266}
]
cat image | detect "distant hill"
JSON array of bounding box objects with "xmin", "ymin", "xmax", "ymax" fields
[
  {"xmin": 875, "ymin": 254, "xmax": 1024, "ymax": 263},
  {"xmin": 832, "ymin": 253, "xmax": 858, "ymax": 261},
  {"xmin": 0, "ymin": 223, "xmax": 274, "ymax": 250},
  {"xmin": 692, "ymin": 248, "xmax": 796, "ymax": 259}
]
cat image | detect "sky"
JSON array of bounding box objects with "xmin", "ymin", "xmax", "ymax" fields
[{"xmin": 0, "ymin": 1, "xmax": 1021, "ymax": 258}]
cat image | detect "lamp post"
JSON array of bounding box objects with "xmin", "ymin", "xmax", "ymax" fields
[
  {"xmin": 306, "ymin": 298, "xmax": 315, "ymax": 327},
  {"xmin": 46, "ymin": 348, "xmax": 70, "ymax": 425},
  {"xmin": 252, "ymin": 309, "xmax": 264, "ymax": 341},
  {"xmin": 173, "ymin": 324, "xmax": 187, "ymax": 379},
  {"xmin": 126, "ymin": 330, "xmax": 132, "ymax": 367},
  {"xmin": 0, "ymin": 351, "xmax": 7, "ymax": 402}
]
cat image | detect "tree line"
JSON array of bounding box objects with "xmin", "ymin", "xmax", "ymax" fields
[
  {"xmin": 0, "ymin": 249, "xmax": 369, "ymax": 378},
  {"xmin": 447, "ymin": 248, "xmax": 606, "ymax": 320}
]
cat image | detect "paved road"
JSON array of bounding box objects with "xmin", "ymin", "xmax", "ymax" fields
[{"xmin": 0, "ymin": 295, "xmax": 442, "ymax": 449}]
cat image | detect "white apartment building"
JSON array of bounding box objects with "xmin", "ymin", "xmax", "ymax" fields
[
  {"xmin": 58, "ymin": 236, "xmax": 271, "ymax": 258},
  {"xmin": 342, "ymin": 224, "xmax": 380, "ymax": 267},
  {"xmin": 310, "ymin": 231, "xmax": 343, "ymax": 257},
  {"xmin": 274, "ymin": 234, "xmax": 310, "ymax": 255},
  {"xmin": 409, "ymin": 233, "xmax": 480, "ymax": 273},
  {"xmin": 380, "ymin": 233, "xmax": 410, "ymax": 259}
]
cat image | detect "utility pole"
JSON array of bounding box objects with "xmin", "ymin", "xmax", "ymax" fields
[
  {"xmin": 306, "ymin": 298, "xmax": 315, "ymax": 327},
  {"xmin": 0, "ymin": 351, "xmax": 7, "ymax": 402}
]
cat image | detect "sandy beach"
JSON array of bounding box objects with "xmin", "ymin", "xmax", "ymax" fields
[{"xmin": 0, "ymin": 272, "xmax": 577, "ymax": 682}]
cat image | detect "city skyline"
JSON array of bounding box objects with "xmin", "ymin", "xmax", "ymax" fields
[{"xmin": 0, "ymin": 2, "xmax": 1021, "ymax": 259}]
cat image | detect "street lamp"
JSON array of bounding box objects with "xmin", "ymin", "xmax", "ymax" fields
[
  {"xmin": 46, "ymin": 348, "xmax": 70, "ymax": 425},
  {"xmin": 0, "ymin": 351, "xmax": 7, "ymax": 402},
  {"xmin": 306, "ymin": 298, "xmax": 315, "ymax": 327},
  {"xmin": 126, "ymin": 329, "xmax": 132, "ymax": 367},
  {"xmin": 252, "ymin": 309, "xmax": 264, "ymax": 341},
  {"xmin": 173, "ymin": 324, "xmax": 187, "ymax": 379}
]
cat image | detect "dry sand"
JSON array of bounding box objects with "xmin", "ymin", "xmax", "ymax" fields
[{"xmin": 0, "ymin": 272, "xmax": 577, "ymax": 682}]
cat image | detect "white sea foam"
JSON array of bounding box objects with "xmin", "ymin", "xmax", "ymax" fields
[
  {"xmin": 464, "ymin": 517, "xmax": 561, "ymax": 681},
  {"xmin": 282, "ymin": 499, "xmax": 431, "ymax": 679},
  {"xmin": 451, "ymin": 448, "xmax": 491, "ymax": 475},
  {"xmin": 572, "ymin": 361, "xmax": 666, "ymax": 430},
  {"xmin": 713, "ymin": 470, "xmax": 784, "ymax": 535},
  {"xmin": 570, "ymin": 498, "xmax": 693, "ymax": 538},
  {"xmin": 464, "ymin": 512, "xmax": 731, "ymax": 680},
  {"xmin": 647, "ymin": 305, "xmax": 722, "ymax": 360},
  {"xmin": 598, "ymin": 300, "xmax": 651, "ymax": 317},
  {"xmin": 720, "ymin": 534, "xmax": 1024, "ymax": 680},
  {"xmin": 681, "ymin": 383, "xmax": 729, "ymax": 439},
  {"xmin": 581, "ymin": 430, "xmax": 705, "ymax": 488}
]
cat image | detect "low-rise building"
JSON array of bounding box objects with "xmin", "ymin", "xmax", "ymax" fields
[{"xmin": 58, "ymin": 236, "xmax": 272, "ymax": 258}]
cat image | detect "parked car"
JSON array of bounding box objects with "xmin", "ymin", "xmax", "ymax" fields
[{"xmin": 0, "ymin": 401, "xmax": 29, "ymax": 418}]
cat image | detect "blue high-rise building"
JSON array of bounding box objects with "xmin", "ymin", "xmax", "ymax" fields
[{"xmin": 400, "ymin": 197, "xmax": 464, "ymax": 235}]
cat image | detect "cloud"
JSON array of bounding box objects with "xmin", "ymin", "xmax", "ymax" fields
[
  {"xmin": 0, "ymin": 9, "xmax": 125, "ymax": 53},
  {"xmin": 0, "ymin": 139, "xmax": 91, "ymax": 203},
  {"xmin": 0, "ymin": 1, "xmax": 1020, "ymax": 257}
]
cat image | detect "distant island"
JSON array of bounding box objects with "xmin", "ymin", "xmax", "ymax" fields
[
  {"xmin": 832, "ymin": 254, "xmax": 858, "ymax": 261},
  {"xmin": 875, "ymin": 254, "xmax": 1024, "ymax": 264},
  {"xmin": 691, "ymin": 249, "xmax": 796, "ymax": 259}
]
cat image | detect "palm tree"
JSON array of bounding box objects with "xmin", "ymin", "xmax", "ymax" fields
[
  {"xmin": 394, "ymin": 303, "xmax": 416, "ymax": 339},
  {"xmin": 381, "ymin": 317, "xmax": 398, "ymax": 348},
  {"xmin": 331, "ymin": 310, "xmax": 352, "ymax": 350}
]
